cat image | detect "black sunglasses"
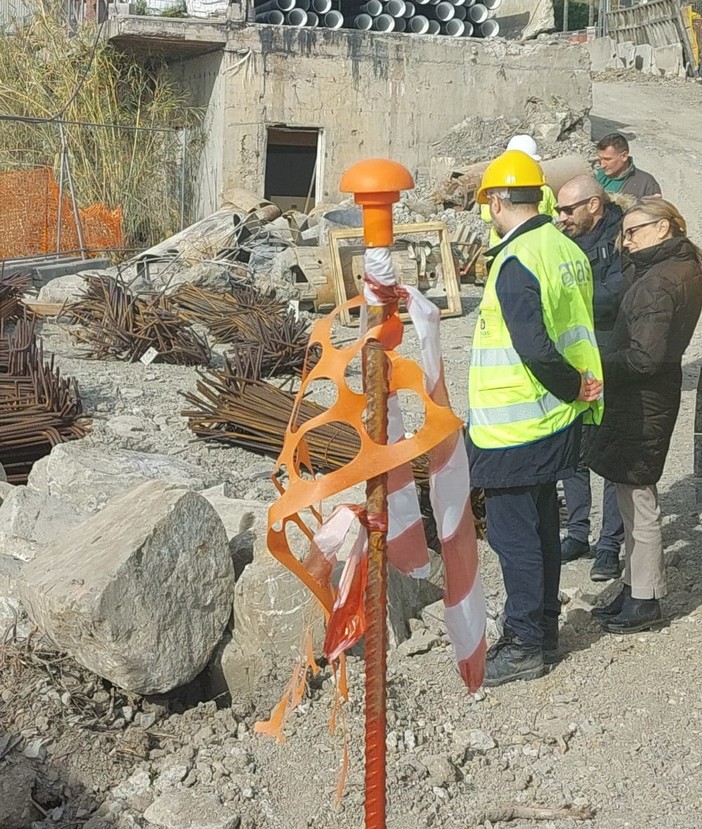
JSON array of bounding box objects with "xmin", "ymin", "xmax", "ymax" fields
[
  {"xmin": 622, "ymin": 220, "xmax": 660, "ymax": 241},
  {"xmin": 555, "ymin": 197, "xmax": 593, "ymax": 216}
]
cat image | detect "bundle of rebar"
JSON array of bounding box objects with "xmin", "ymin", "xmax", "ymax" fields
[
  {"xmin": 0, "ymin": 270, "xmax": 33, "ymax": 322},
  {"xmin": 66, "ymin": 275, "xmax": 210, "ymax": 366},
  {"xmin": 182, "ymin": 353, "xmax": 489, "ymax": 536},
  {"xmin": 0, "ymin": 318, "xmax": 86, "ymax": 484},
  {"xmin": 182, "ymin": 351, "xmax": 430, "ymax": 483},
  {"xmin": 253, "ymin": 0, "xmax": 501, "ymax": 37},
  {"xmin": 168, "ymin": 282, "xmax": 313, "ymax": 378}
]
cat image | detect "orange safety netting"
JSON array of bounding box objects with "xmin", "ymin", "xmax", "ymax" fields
[{"xmin": 0, "ymin": 167, "xmax": 124, "ymax": 259}]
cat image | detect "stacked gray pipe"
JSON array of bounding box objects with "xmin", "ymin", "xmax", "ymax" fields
[
  {"xmin": 254, "ymin": 0, "xmax": 504, "ymax": 35},
  {"xmin": 467, "ymin": 3, "xmax": 487, "ymax": 22}
]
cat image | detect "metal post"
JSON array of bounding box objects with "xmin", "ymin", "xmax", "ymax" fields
[
  {"xmin": 56, "ymin": 138, "xmax": 66, "ymax": 255},
  {"xmin": 60, "ymin": 124, "xmax": 87, "ymax": 259},
  {"xmin": 563, "ymin": 0, "xmax": 569, "ymax": 32},
  {"xmin": 179, "ymin": 128, "xmax": 187, "ymax": 231}
]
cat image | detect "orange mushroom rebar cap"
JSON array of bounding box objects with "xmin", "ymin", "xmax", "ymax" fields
[{"xmin": 340, "ymin": 158, "xmax": 415, "ymax": 248}]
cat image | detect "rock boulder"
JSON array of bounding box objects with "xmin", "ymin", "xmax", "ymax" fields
[
  {"xmin": 27, "ymin": 444, "xmax": 204, "ymax": 514},
  {"xmin": 19, "ymin": 481, "xmax": 234, "ymax": 694}
]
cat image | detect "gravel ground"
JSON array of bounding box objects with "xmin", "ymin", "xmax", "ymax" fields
[{"xmin": 2, "ymin": 76, "xmax": 702, "ymax": 829}]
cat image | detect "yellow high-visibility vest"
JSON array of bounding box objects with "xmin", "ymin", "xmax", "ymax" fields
[{"xmin": 468, "ymin": 221, "xmax": 603, "ymax": 449}]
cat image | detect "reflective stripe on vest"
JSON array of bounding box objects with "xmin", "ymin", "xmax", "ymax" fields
[{"xmin": 468, "ymin": 222, "xmax": 603, "ymax": 449}]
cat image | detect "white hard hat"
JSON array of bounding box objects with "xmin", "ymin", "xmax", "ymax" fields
[{"xmin": 506, "ymin": 134, "xmax": 542, "ymax": 162}]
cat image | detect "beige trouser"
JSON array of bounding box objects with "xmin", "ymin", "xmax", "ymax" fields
[{"xmin": 615, "ymin": 483, "xmax": 666, "ymax": 599}]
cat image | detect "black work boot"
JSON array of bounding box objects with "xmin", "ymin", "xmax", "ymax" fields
[
  {"xmin": 484, "ymin": 628, "xmax": 544, "ymax": 688},
  {"xmin": 560, "ymin": 536, "xmax": 590, "ymax": 564},
  {"xmin": 590, "ymin": 548, "xmax": 623, "ymax": 582},
  {"xmin": 591, "ymin": 583, "xmax": 631, "ymax": 621},
  {"xmin": 599, "ymin": 594, "xmax": 662, "ymax": 634},
  {"xmin": 540, "ymin": 615, "xmax": 559, "ymax": 664}
]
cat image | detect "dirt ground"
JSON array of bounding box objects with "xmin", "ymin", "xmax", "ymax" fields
[{"xmin": 2, "ymin": 76, "xmax": 702, "ymax": 829}]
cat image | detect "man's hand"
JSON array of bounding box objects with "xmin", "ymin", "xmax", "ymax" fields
[{"xmin": 577, "ymin": 373, "xmax": 603, "ymax": 402}]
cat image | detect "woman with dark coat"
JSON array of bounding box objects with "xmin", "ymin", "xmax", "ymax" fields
[{"xmin": 587, "ymin": 197, "xmax": 702, "ymax": 633}]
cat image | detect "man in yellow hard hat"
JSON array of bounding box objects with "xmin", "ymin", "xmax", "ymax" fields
[
  {"xmin": 480, "ymin": 135, "xmax": 558, "ymax": 247},
  {"xmin": 466, "ymin": 150, "xmax": 603, "ymax": 687}
]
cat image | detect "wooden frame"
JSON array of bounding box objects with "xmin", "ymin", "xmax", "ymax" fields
[{"xmin": 328, "ymin": 221, "xmax": 462, "ymax": 327}]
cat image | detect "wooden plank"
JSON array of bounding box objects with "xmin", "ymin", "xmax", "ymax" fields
[{"xmin": 328, "ymin": 222, "xmax": 462, "ymax": 327}]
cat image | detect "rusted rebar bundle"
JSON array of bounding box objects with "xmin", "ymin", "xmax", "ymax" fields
[
  {"xmin": 169, "ymin": 283, "xmax": 311, "ymax": 377},
  {"xmin": 0, "ymin": 270, "xmax": 33, "ymax": 322},
  {"xmin": 0, "ymin": 318, "xmax": 86, "ymax": 483},
  {"xmin": 182, "ymin": 352, "xmax": 430, "ymax": 483},
  {"xmin": 66, "ymin": 275, "xmax": 210, "ymax": 366}
]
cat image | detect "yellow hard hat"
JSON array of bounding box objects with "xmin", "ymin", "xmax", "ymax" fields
[{"xmin": 476, "ymin": 150, "xmax": 546, "ymax": 204}]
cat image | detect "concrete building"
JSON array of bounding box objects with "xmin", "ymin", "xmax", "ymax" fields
[{"xmin": 108, "ymin": 8, "xmax": 591, "ymax": 219}]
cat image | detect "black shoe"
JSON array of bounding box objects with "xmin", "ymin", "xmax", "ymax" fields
[
  {"xmin": 484, "ymin": 629, "xmax": 544, "ymax": 687},
  {"xmin": 591, "ymin": 583, "xmax": 631, "ymax": 621},
  {"xmin": 599, "ymin": 595, "xmax": 662, "ymax": 634},
  {"xmin": 541, "ymin": 615, "xmax": 559, "ymax": 664},
  {"xmin": 561, "ymin": 536, "xmax": 590, "ymax": 563},
  {"xmin": 590, "ymin": 548, "xmax": 622, "ymax": 582}
]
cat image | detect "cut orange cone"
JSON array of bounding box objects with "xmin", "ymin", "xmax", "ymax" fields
[{"xmin": 340, "ymin": 158, "xmax": 414, "ymax": 248}]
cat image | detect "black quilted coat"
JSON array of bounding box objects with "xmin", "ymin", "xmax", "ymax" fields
[{"xmin": 587, "ymin": 236, "xmax": 702, "ymax": 485}]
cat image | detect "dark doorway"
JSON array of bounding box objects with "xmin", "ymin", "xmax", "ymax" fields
[{"xmin": 264, "ymin": 127, "xmax": 320, "ymax": 213}]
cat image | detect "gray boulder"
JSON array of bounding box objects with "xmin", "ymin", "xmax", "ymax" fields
[
  {"xmin": 199, "ymin": 488, "xmax": 269, "ymax": 579},
  {"xmin": 0, "ymin": 486, "xmax": 88, "ymax": 562},
  {"xmin": 19, "ymin": 480, "xmax": 234, "ymax": 694},
  {"xmin": 27, "ymin": 443, "xmax": 204, "ymax": 514}
]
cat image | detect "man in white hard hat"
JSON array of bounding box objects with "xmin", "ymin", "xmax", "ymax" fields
[{"xmin": 481, "ymin": 135, "xmax": 558, "ymax": 247}]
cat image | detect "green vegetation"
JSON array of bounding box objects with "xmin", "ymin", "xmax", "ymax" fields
[
  {"xmin": 553, "ymin": 0, "xmax": 594, "ymax": 32},
  {"xmin": 0, "ymin": 0, "xmax": 203, "ymax": 250}
]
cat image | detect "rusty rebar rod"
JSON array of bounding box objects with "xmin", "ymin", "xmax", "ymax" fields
[{"xmin": 362, "ymin": 303, "xmax": 390, "ymax": 829}]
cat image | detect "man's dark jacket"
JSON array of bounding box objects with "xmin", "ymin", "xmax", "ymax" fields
[
  {"xmin": 574, "ymin": 202, "xmax": 625, "ymax": 346},
  {"xmin": 587, "ymin": 237, "xmax": 702, "ymax": 485}
]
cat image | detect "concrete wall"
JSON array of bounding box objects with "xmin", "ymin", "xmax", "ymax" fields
[
  {"xmin": 182, "ymin": 26, "xmax": 590, "ymax": 212},
  {"xmin": 171, "ymin": 50, "xmax": 226, "ymax": 217},
  {"xmin": 587, "ymin": 35, "xmax": 685, "ymax": 78}
]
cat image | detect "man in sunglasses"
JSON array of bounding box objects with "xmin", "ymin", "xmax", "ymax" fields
[
  {"xmin": 556, "ymin": 175, "xmax": 626, "ymax": 581},
  {"xmin": 595, "ymin": 133, "xmax": 661, "ymax": 198}
]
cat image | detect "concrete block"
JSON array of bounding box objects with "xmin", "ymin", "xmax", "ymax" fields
[
  {"xmin": 634, "ymin": 43, "xmax": 655, "ymax": 74},
  {"xmin": 616, "ymin": 40, "xmax": 636, "ymax": 69},
  {"xmin": 653, "ymin": 44, "xmax": 685, "ymax": 78},
  {"xmin": 19, "ymin": 481, "xmax": 235, "ymax": 694},
  {"xmin": 586, "ymin": 36, "xmax": 617, "ymax": 72}
]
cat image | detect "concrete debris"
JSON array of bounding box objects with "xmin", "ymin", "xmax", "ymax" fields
[
  {"xmin": 19, "ymin": 480, "xmax": 235, "ymax": 694},
  {"xmin": 143, "ymin": 791, "xmax": 240, "ymax": 829},
  {"xmin": 37, "ymin": 272, "xmax": 101, "ymax": 306},
  {"xmin": 27, "ymin": 443, "xmax": 204, "ymax": 514}
]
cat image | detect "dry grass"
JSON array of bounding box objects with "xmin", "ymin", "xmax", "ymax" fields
[{"xmin": 0, "ymin": 0, "xmax": 204, "ymax": 250}]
